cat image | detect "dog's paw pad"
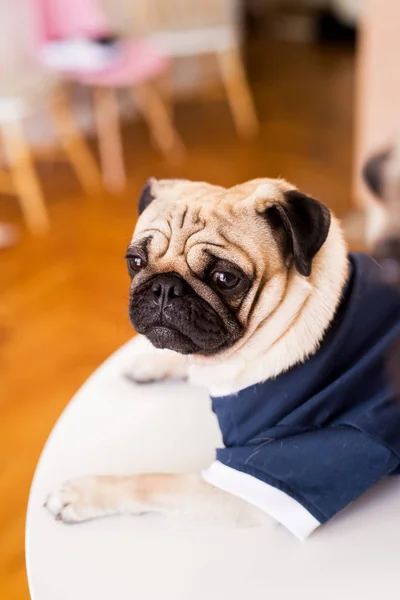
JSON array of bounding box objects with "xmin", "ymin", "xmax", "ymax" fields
[
  {"xmin": 123, "ymin": 371, "xmax": 158, "ymax": 385},
  {"xmin": 124, "ymin": 355, "xmax": 187, "ymax": 385},
  {"xmin": 124, "ymin": 358, "xmax": 169, "ymax": 384}
]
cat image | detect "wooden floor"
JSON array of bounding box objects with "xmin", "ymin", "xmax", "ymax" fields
[{"xmin": 0, "ymin": 39, "xmax": 355, "ymax": 599}]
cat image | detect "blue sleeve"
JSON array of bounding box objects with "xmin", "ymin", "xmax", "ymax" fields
[{"xmin": 216, "ymin": 426, "xmax": 400, "ymax": 524}]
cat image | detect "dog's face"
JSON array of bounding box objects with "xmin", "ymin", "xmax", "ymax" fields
[{"xmin": 126, "ymin": 178, "xmax": 331, "ymax": 357}]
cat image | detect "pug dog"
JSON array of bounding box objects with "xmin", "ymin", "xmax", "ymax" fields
[{"xmin": 46, "ymin": 177, "xmax": 400, "ymax": 539}]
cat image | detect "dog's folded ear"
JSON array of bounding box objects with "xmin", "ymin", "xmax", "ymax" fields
[
  {"xmin": 138, "ymin": 178, "xmax": 156, "ymax": 214},
  {"xmin": 266, "ymin": 190, "xmax": 331, "ymax": 277}
]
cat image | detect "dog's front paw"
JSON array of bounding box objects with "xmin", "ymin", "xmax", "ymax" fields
[
  {"xmin": 45, "ymin": 476, "xmax": 115, "ymax": 524},
  {"xmin": 124, "ymin": 335, "xmax": 188, "ymax": 384}
]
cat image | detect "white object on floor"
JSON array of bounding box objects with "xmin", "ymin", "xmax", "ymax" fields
[
  {"xmin": 0, "ymin": 70, "xmax": 58, "ymax": 121},
  {"xmin": 26, "ymin": 337, "xmax": 400, "ymax": 600}
]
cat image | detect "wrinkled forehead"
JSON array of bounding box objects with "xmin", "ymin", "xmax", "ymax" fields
[
  {"xmin": 133, "ymin": 178, "xmax": 291, "ymax": 231},
  {"xmin": 130, "ymin": 178, "xmax": 291, "ymax": 274}
]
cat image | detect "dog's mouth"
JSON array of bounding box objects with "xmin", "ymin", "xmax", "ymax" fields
[
  {"xmin": 143, "ymin": 325, "xmax": 198, "ymax": 354},
  {"xmin": 137, "ymin": 319, "xmax": 231, "ymax": 355}
]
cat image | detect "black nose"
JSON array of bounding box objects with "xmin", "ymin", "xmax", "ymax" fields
[{"xmin": 151, "ymin": 273, "xmax": 189, "ymax": 305}]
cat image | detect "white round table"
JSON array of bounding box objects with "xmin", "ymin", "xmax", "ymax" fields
[{"xmin": 26, "ymin": 339, "xmax": 400, "ymax": 600}]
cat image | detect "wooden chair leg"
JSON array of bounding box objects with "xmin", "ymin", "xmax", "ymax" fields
[
  {"xmin": 149, "ymin": 74, "xmax": 174, "ymax": 151},
  {"xmin": 1, "ymin": 120, "xmax": 50, "ymax": 235},
  {"xmin": 49, "ymin": 90, "xmax": 102, "ymax": 195},
  {"xmin": 216, "ymin": 48, "xmax": 259, "ymax": 139},
  {"xmin": 92, "ymin": 87, "xmax": 126, "ymax": 194},
  {"xmin": 160, "ymin": 71, "xmax": 174, "ymax": 119},
  {"xmin": 132, "ymin": 82, "xmax": 185, "ymax": 163}
]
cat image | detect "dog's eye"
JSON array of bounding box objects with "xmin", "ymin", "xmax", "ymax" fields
[
  {"xmin": 212, "ymin": 271, "xmax": 240, "ymax": 290},
  {"xmin": 127, "ymin": 255, "xmax": 146, "ymax": 274}
]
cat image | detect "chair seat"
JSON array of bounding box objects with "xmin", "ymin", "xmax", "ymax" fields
[
  {"xmin": 0, "ymin": 71, "xmax": 59, "ymax": 122},
  {"xmin": 66, "ymin": 39, "xmax": 169, "ymax": 87}
]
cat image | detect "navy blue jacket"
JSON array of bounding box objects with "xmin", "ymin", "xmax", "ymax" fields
[{"xmin": 208, "ymin": 254, "xmax": 400, "ymax": 534}]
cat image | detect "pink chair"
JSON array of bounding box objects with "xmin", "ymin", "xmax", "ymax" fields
[
  {"xmin": 34, "ymin": 0, "xmax": 184, "ymax": 192},
  {"xmin": 0, "ymin": 0, "xmax": 102, "ymax": 235}
]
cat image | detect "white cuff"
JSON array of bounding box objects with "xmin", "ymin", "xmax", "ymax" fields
[{"xmin": 202, "ymin": 461, "xmax": 320, "ymax": 540}]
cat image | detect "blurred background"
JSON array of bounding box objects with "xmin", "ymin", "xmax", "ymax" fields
[{"xmin": 0, "ymin": 0, "xmax": 398, "ymax": 597}]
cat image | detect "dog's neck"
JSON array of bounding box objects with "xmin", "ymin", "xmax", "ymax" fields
[{"xmin": 188, "ymin": 217, "xmax": 349, "ymax": 397}]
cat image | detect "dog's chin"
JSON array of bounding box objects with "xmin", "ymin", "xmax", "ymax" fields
[
  {"xmin": 141, "ymin": 325, "xmax": 228, "ymax": 356},
  {"xmin": 144, "ymin": 326, "xmax": 197, "ymax": 354}
]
